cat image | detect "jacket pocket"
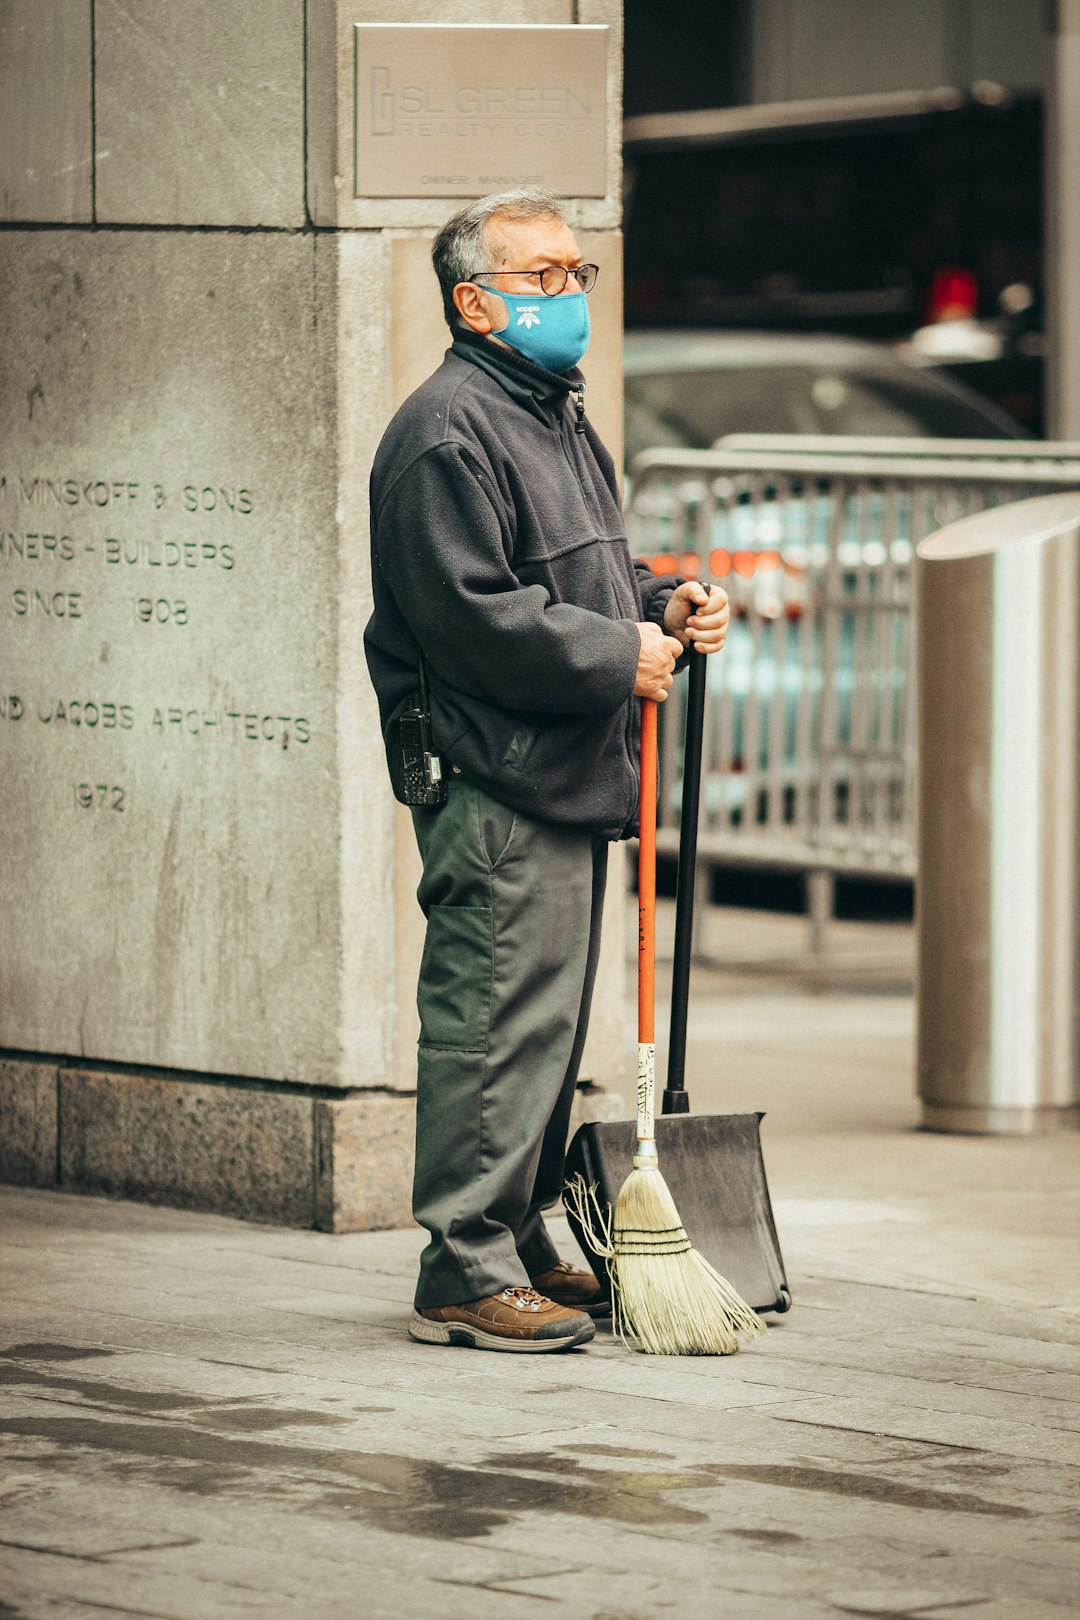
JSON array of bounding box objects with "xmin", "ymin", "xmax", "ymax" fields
[
  {"xmin": 417, "ymin": 903, "xmax": 492, "ymax": 1051},
  {"xmin": 501, "ymin": 723, "xmax": 538, "ymax": 772}
]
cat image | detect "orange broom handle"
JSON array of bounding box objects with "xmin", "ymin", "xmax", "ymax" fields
[{"xmin": 638, "ymin": 698, "xmax": 657, "ymax": 1047}]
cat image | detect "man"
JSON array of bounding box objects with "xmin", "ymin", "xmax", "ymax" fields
[{"xmin": 364, "ymin": 189, "xmax": 729, "ymax": 1353}]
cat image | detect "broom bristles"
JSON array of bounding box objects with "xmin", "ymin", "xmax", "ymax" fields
[{"xmin": 565, "ymin": 1169, "xmax": 766, "ymax": 1357}]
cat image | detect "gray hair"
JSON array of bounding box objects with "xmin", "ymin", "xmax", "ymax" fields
[{"xmin": 431, "ymin": 188, "xmax": 567, "ymax": 329}]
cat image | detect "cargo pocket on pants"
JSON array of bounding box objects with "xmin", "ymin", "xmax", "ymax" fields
[{"xmin": 417, "ymin": 903, "xmax": 493, "ymax": 1052}]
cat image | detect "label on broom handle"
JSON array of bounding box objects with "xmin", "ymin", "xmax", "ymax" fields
[{"xmin": 635, "ymin": 1041, "xmax": 658, "ymax": 1166}]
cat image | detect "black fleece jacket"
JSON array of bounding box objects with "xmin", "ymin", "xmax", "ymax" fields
[{"xmin": 363, "ymin": 333, "xmax": 681, "ymax": 840}]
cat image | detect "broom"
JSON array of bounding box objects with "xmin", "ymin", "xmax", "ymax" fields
[{"xmin": 567, "ymin": 695, "xmax": 765, "ymax": 1355}]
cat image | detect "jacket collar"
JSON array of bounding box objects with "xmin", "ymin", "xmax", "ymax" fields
[{"xmin": 450, "ymin": 329, "xmax": 586, "ymax": 427}]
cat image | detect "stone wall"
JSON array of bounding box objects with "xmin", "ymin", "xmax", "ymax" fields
[{"xmin": 0, "ymin": 1, "xmax": 627, "ymax": 1228}]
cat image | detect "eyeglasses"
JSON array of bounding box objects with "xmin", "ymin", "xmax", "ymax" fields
[{"xmin": 468, "ymin": 263, "xmax": 600, "ymax": 296}]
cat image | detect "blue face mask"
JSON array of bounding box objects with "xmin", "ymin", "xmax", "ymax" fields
[{"xmin": 487, "ymin": 289, "xmax": 590, "ymax": 374}]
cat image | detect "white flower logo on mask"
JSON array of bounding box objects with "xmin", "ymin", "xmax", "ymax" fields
[{"xmin": 517, "ymin": 307, "xmax": 541, "ymax": 329}]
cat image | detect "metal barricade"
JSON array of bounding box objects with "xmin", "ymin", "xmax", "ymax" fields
[
  {"xmin": 719, "ymin": 434, "xmax": 1080, "ymax": 464},
  {"xmin": 628, "ymin": 443, "xmax": 1080, "ymax": 944}
]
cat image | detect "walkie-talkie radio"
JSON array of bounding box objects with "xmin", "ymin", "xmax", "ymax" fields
[{"xmin": 399, "ymin": 653, "xmax": 447, "ymax": 808}]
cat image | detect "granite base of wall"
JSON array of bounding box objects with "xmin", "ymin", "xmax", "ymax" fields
[
  {"xmin": 0, "ymin": 1055, "xmax": 628, "ymax": 1233},
  {"xmin": 0, "ymin": 1058, "xmax": 58, "ymax": 1187},
  {"xmin": 0, "ymin": 1055, "xmax": 414, "ymax": 1233}
]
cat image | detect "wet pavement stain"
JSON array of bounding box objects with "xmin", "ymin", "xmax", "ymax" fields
[
  {"xmin": 0, "ymin": 1533, "xmax": 200, "ymax": 1565},
  {"xmin": 193, "ymin": 1406, "xmax": 353, "ymax": 1432},
  {"xmin": 929, "ymin": 1460, "xmax": 1014, "ymax": 1480},
  {"xmin": 490, "ymin": 1453, "xmax": 1034, "ymax": 1523},
  {"xmin": 493, "ymin": 1450, "xmax": 708, "ymax": 1499},
  {"xmin": 1, "ymin": 1414, "xmax": 1034, "ymax": 1542},
  {"xmin": 830, "ymin": 1605, "xmax": 991, "ymax": 1620},
  {"xmin": 728, "ymin": 1527, "xmax": 804, "ymax": 1544},
  {"xmin": 0, "ymin": 1414, "xmax": 718, "ymax": 1540},
  {"xmin": 0, "ymin": 1363, "xmax": 209, "ymax": 1411},
  {"xmin": 1, "ymin": 1361, "xmax": 360, "ymax": 1430},
  {"xmin": 565, "ymin": 1443, "xmax": 676, "ymax": 1461},
  {"xmin": 702, "ymin": 1464, "xmax": 1030, "ymax": 1517},
  {"xmin": 1, "ymin": 1342, "xmax": 115, "ymax": 1362}
]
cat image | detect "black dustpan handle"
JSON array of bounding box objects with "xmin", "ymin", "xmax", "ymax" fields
[{"xmin": 663, "ymin": 646, "xmax": 707, "ymax": 1114}]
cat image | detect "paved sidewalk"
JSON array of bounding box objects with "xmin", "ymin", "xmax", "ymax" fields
[{"xmin": 2, "ymin": 910, "xmax": 1079, "ymax": 1620}]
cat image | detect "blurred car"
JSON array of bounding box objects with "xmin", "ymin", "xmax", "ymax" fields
[
  {"xmin": 622, "ymin": 331, "xmax": 1028, "ymax": 832},
  {"xmin": 623, "ymin": 329, "xmax": 1028, "ymax": 466}
]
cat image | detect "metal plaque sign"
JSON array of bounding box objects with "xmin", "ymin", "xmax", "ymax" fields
[{"xmin": 353, "ymin": 24, "xmax": 609, "ymax": 199}]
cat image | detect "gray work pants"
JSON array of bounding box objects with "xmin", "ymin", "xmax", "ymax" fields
[{"xmin": 410, "ymin": 776, "xmax": 607, "ymax": 1309}]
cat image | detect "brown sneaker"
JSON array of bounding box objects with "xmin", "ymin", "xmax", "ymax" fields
[
  {"xmin": 529, "ymin": 1260, "xmax": 611, "ymax": 1317},
  {"xmin": 409, "ymin": 1286, "xmax": 594, "ymax": 1352}
]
